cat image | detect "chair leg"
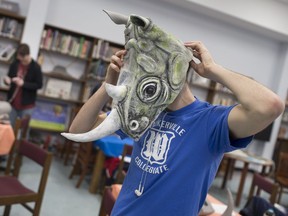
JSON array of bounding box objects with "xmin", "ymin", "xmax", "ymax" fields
[
  {"xmin": 69, "ymin": 162, "xmax": 80, "ymax": 179},
  {"xmin": 76, "ymin": 167, "xmax": 88, "ymax": 188},
  {"xmin": 64, "ymin": 141, "xmax": 73, "ymax": 166},
  {"xmin": 33, "ymin": 201, "xmax": 42, "ymax": 216},
  {"xmin": 277, "ymin": 186, "xmax": 283, "ymax": 203},
  {"xmin": 4, "ymin": 205, "xmax": 11, "ymax": 216}
]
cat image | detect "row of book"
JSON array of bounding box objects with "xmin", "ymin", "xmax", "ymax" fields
[
  {"xmin": 0, "ymin": 17, "xmax": 23, "ymax": 39},
  {"xmin": 87, "ymin": 60, "xmax": 108, "ymax": 81},
  {"xmin": 91, "ymin": 39, "xmax": 121, "ymax": 61},
  {"xmin": 40, "ymin": 29, "xmax": 92, "ymax": 59}
]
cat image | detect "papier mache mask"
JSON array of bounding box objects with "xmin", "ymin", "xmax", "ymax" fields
[{"xmin": 61, "ymin": 10, "xmax": 193, "ymax": 142}]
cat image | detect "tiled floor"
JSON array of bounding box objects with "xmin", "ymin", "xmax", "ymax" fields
[{"xmin": 0, "ymin": 156, "xmax": 287, "ymax": 215}]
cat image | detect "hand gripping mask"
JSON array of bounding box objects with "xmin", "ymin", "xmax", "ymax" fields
[{"xmin": 62, "ymin": 10, "xmax": 193, "ymax": 142}]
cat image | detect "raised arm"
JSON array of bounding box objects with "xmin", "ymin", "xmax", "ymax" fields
[
  {"xmin": 69, "ymin": 50, "xmax": 126, "ymax": 133},
  {"xmin": 184, "ymin": 41, "xmax": 285, "ymax": 139}
]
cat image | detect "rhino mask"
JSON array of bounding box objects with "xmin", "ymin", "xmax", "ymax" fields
[{"xmin": 61, "ymin": 10, "xmax": 193, "ymax": 142}]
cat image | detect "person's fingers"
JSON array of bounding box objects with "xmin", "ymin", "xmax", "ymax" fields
[
  {"xmin": 109, "ymin": 63, "xmax": 120, "ymax": 73},
  {"xmin": 184, "ymin": 41, "xmax": 208, "ymax": 53},
  {"xmin": 192, "ymin": 50, "xmax": 201, "ymax": 59},
  {"xmin": 115, "ymin": 49, "xmax": 127, "ymax": 57},
  {"xmin": 190, "ymin": 59, "xmax": 197, "ymax": 68},
  {"xmin": 111, "ymin": 55, "xmax": 123, "ymax": 67}
]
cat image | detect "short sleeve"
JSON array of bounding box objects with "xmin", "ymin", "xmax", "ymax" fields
[{"xmin": 206, "ymin": 104, "xmax": 252, "ymax": 154}]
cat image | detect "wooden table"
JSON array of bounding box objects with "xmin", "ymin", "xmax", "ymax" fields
[
  {"xmin": 221, "ymin": 150, "xmax": 274, "ymax": 207},
  {"xmin": 0, "ymin": 123, "xmax": 15, "ymax": 155}
]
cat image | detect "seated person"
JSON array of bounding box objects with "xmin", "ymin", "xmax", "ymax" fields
[{"xmin": 239, "ymin": 196, "xmax": 288, "ymax": 216}]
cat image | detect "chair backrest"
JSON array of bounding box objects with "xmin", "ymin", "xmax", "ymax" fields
[
  {"xmin": 248, "ymin": 173, "xmax": 279, "ymax": 204},
  {"xmin": 115, "ymin": 144, "xmax": 133, "ymax": 183},
  {"xmin": 276, "ymin": 152, "xmax": 288, "ymax": 179},
  {"xmin": 13, "ymin": 140, "xmax": 52, "ymax": 196},
  {"xmin": 5, "ymin": 116, "xmax": 31, "ymax": 175},
  {"xmin": 98, "ymin": 187, "xmax": 116, "ymax": 216}
]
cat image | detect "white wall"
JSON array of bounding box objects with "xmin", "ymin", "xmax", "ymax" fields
[{"xmin": 21, "ymin": 0, "xmax": 288, "ymax": 158}]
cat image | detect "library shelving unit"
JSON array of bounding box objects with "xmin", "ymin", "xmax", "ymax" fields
[
  {"xmin": 186, "ymin": 70, "xmax": 236, "ymax": 106},
  {"xmin": 32, "ymin": 24, "xmax": 123, "ymax": 135},
  {"xmin": 0, "ymin": 9, "xmax": 25, "ymax": 99}
]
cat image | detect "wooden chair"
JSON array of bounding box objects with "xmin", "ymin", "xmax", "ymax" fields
[
  {"xmin": 275, "ymin": 152, "xmax": 288, "ymax": 203},
  {"xmin": 60, "ymin": 106, "xmax": 81, "ymax": 165},
  {"xmin": 115, "ymin": 144, "xmax": 133, "ymax": 184},
  {"xmin": 5, "ymin": 116, "xmax": 30, "ymax": 175},
  {"xmin": 248, "ymin": 173, "xmax": 279, "ymax": 204},
  {"xmin": 0, "ymin": 140, "xmax": 53, "ymax": 216},
  {"xmin": 69, "ymin": 142, "xmax": 96, "ymax": 188},
  {"xmin": 98, "ymin": 187, "xmax": 117, "ymax": 216}
]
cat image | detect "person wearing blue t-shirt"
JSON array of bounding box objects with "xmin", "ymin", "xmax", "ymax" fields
[{"xmin": 69, "ymin": 41, "xmax": 284, "ymax": 216}]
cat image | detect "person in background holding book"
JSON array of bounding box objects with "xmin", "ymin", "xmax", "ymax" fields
[{"xmin": 4, "ymin": 43, "xmax": 43, "ymax": 126}]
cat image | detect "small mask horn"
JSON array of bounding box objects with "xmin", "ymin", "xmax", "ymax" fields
[
  {"xmin": 103, "ymin": 10, "xmax": 129, "ymax": 25},
  {"xmin": 105, "ymin": 83, "xmax": 127, "ymax": 102}
]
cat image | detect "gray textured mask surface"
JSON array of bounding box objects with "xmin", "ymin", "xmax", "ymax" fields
[{"xmin": 61, "ymin": 10, "xmax": 193, "ymax": 142}]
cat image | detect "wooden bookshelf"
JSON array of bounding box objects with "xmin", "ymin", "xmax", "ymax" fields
[
  {"xmin": 0, "ymin": 10, "xmax": 25, "ymax": 94},
  {"xmin": 38, "ymin": 94, "xmax": 84, "ymax": 104},
  {"xmin": 42, "ymin": 72, "xmax": 86, "ymax": 83},
  {"xmin": 35, "ymin": 24, "xmax": 124, "ymax": 135},
  {"xmin": 40, "ymin": 48, "xmax": 90, "ymax": 61},
  {"xmin": 0, "ymin": 9, "xmax": 25, "ymax": 21}
]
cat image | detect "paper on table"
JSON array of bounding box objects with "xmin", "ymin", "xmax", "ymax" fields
[
  {"xmin": 211, "ymin": 203, "xmax": 236, "ymax": 216},
  {"xmin": 228, "ymin": 150, "xmax": 247, "ymax": 157}
]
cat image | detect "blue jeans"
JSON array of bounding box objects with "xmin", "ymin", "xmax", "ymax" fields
[
  {"xmin": 239, "ymin": 196, "xmax": 287, "ymax": 216},
  {"xmin": 10, "ymin": 107, "xmax": 34, "ymax": 127}
]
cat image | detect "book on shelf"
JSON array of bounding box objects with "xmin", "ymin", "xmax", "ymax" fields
[
  {"xmin": 82, "ymin": 81, "xmax": 102, "ymax": 102},
  {"xmin": 0, "ymin": 17, "xmax": 23, "ymax": 39},
  {"xmin": 40, "ymin": 28, "xmax": 92, "ymax": 58},
  {"xmin": 87, "ymin": 60, "xmax": 108, "ymax": 80},
  {"xmin": 29, "ymin": 100, "xmax": 69, "ymax": 131},
  {"xmin": 44, "ymin": 78, "xmax": 72, "ymax": 99},
  {"xmin": 92, "ymin": 40, "xmax": 121, "ymax": 60}
]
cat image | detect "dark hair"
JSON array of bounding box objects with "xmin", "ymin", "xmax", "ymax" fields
[{"xmin": 17, "ymin": 43, "xmax": 30, "ymax": 56}]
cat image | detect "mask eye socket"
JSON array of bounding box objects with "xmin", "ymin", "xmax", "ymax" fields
[
  {"xmin": 138, "ymin": 78, "xmax": 161, "ymax": 103},
  {"xmin": 144, "ymin": 83, "xmax": 157, "ymax": 97}
]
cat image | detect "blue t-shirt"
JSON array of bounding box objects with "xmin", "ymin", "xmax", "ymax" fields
[{"xmin": 111, "ymin": 99, "xmax": 252, "ymax": 216}]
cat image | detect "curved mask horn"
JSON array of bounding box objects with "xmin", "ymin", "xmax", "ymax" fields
[
  {"xmin": 222, "ymin": 188, "xmax": 234, "ymax": 216},
  {"xmin": 61, "ymin": 109, "xmax": 121, "ymax": 142},
  {"xmin": 103, "ymin": 10, "xmax": 129, "ymax": 25},
  {"xmin": 105, "ymin": 83, "xmax": 127, "ymax": 102}
]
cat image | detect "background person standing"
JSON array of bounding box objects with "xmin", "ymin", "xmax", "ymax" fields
[{"xmin": 4, "ymin": 43, "xmax": 43, "ymax": 126}]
